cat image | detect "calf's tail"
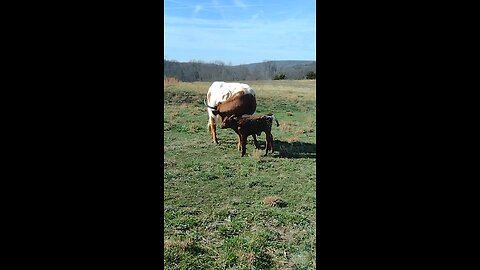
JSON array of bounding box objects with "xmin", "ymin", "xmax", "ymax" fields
[{"xmin": 267, "ymin": 113, "xmax": 279, "ymax": 127}]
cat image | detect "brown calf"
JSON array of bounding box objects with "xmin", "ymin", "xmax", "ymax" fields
[
  {"xmin": 220, "ymin": 114, "xmax": 279, "ymax": 157},
  {"xmin": 204, "ymin": 92, "xmax": 260, "ymax": 149}
]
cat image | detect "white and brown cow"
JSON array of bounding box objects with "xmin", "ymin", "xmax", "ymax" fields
[{"xmin": 204, "ymin": 81, "xmax": 260, "ymax": 149}]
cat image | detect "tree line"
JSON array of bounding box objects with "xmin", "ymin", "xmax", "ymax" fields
[{"xmin": 164, "ymin": 60, "xmax": 316, "ymax": 82}]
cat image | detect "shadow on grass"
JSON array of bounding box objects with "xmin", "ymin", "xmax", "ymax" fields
[
  {"xmin": 218, "ymin": 138, "xmax": 316, "ymax": 159},
  {"xmin": 271, "ymin": 140, "xmax": 316, "ymax": 159}
]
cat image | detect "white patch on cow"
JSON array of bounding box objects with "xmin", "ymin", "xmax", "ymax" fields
[{"xmin": 206, "ymin": 81, "xmax": 256, "ymax": 126}]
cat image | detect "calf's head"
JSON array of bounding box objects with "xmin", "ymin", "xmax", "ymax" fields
[{"xmin": 220, "ymin": 115, "xmax": 239, "ymax": 129}]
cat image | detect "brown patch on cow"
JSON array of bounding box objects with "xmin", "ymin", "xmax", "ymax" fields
[
  {"xmin": 228, "ymin": 90, "xmax": 245, "ymax": 100},
  {"xmin": 221, "ymin": 92, "xmax": 231, "ymax": 101}
]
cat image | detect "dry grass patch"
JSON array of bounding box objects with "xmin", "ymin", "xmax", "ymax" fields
[
  {"xmin": 287, "ymin": 137, "xmax": 299, "ymax": 143},
  {"xmin": 305, "ymin": 116, "xmax": 316, "ymax": 131},
  {"xmin": 279, "ymin": 121, "xmax": 295, "ymax": 132},
  {"xmin": 294, "ymin": 126, "xmax": 314, "ymax": 135},
  {"xmin": 170, "ymin": 111, "xmax": 179, "ymax": 119},
  {"xmin": 164, "ymin": 239, "xmax": 194, "ymax": 251},
  {"xmin": 263, "ymin": 196, "xmax": 286, "ymax": 207},
  {"xmin": 247, "ymin": 80, "xmax": 316, "ymax": 102},
  {"xmin": 250, "ymin": 148, "xmax": 263, "ymax": 161},
  {"xmin": 164, "ymin": 76, "xmax": 180, "ymax": 87},
  {"xmin": 239, "ymin": 251, "xmax": 257, "ymax": 266}
]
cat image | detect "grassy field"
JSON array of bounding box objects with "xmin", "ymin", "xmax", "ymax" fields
[{"xmin": 164, "ymin": 79, "xmax": 316, "ymax": 269}]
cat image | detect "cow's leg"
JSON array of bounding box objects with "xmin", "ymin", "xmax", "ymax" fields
[
  {"xmin": 241, "ymin": 135, "xmax": 247, "ymax": 157},
  {"xmin": 208, "ymin": 116, "xmax": 218, "ymax": 144},
  {"xmin": 252, "ymin": 134, "xmax": 261, "ymax": 149},
  {"xmin": 208, "ymin": 122, "xmax": 213, "ymax": 140}
]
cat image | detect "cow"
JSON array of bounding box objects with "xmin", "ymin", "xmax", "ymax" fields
[
  {"xmin": 204, "ymin": 81, "xmax": 260, "ymax": 150},
  {"xmin": 220, "ymin": 114, "xmax": 279, "ymax": 157}
]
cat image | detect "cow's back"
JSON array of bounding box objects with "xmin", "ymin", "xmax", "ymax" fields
[
  {"xmin": 216, "ymin": 91, "xmax": 257, "ymax": 117},
  {"xmin": 206, "ymin": 82, "xmax": 256, "ymax": 107}
]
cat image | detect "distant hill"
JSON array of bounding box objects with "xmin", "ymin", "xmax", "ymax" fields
[
  {"xmin": 164, "ymin": 60, "xmax": 316, "ymax": 82},
  {"xmin": 240, "ymin": 60, "xmax": 315, "ymax": 71}
]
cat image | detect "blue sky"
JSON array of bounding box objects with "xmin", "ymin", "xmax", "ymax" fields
[{"xmin": 164, "ymin": 0, "xmax": 316, "ymax": 65}]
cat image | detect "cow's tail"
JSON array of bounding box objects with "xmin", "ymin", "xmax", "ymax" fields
[{"xmin": 204, "ymin": 99, "xmax": 216, "ymax": 110}]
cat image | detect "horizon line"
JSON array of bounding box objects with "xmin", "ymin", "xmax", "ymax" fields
[{"xmin": 163, "ymin": 59, "xmax": 316, "ymax": 66}]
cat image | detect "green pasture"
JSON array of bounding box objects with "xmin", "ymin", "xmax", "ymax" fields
[{"xmin": 164, "ymin": 80, "xmax": 317, "ymax": 269}]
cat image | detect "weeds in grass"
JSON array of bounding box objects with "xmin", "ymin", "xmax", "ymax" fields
[
  {"xmin": 164, "ymin": 122, "xmax": 173, "ymax": 131},
  {"xmin": 188, "ymin": 122, "xmax": 202, "ymax": 133}
]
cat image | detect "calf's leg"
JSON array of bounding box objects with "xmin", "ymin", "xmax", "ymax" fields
[
  {"xmin": 264, "ymin": 132, "xmax": 273, "ymax": 156},
  {"xmin": 252, "ymin": 134, "xmax": 261, "ymax": 149},
  {"xmin": 241, "ymin": 134, "xmax": 247, "ymax": 157},
  {"xmin": 237, "ymin": 133, "xmax": 242, "ymax": 151},
  {"xmin": 269, "ymin": 133, "xmax": 274, "ymax": 152}
]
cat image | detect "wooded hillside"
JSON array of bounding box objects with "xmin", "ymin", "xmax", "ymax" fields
[{"xmin": 164, "ymin": 60, "xmax": 316, "ymax": 82}]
